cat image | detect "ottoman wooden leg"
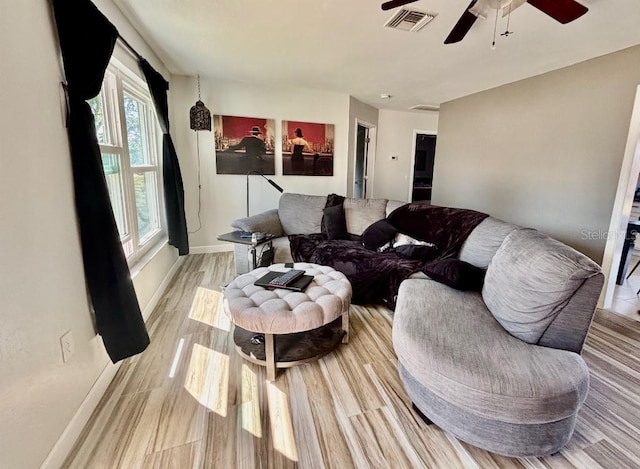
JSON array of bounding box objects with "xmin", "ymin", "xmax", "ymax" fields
[
  {"xmin": 265, "ymin": 333, "xmax": 276, "ymax": 381},
  {"xmin": 342, "ymin": 308, "xmax": 350, "ymax": 344}
]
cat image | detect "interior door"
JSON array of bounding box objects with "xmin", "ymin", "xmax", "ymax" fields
[
  {"xmin": 355, "ymin": 124, "xmax": 369, "ymax": 199},
  {"xmin": 412, "ymin": 133, "xmax": 436, "ymax": 202}
]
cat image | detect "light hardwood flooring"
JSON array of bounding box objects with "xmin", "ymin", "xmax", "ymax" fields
[{"xmin": 64, "ymin": 253, "xmax": 640, "ymax": 468}]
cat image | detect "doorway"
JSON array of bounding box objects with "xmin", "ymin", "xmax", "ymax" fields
[
  {"xmin": 601, "ymin": 85, "xmax": 640, "ymax": 318},
  {"xmin": 409, "ymin": 132, "xmax": 437, "ymax": 202},
  {"xmin": 354, "ymin": 123, "xmax": 373, "ymax": 199}
]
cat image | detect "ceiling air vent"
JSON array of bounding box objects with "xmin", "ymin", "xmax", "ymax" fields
[
  {"xmin": 410, "ymin": 104, "xmax": 440, "ymax": 112},
  {"xmin": 384, "ymin": 9, "xmax": 438, "ymax": 32}
]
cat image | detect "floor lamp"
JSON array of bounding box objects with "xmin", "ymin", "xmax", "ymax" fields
[{"xmin": 246, "ymin": 171, "xmax": 284, "ymax": 217}]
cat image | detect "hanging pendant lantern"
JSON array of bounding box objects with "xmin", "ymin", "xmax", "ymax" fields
[{"xmin": 189, "ymin": 74, "xmax": 211, "ymax": 131}]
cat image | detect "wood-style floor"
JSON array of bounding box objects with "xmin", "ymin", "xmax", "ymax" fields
[{"xmin": 64, "ymin": 253, "xmax": 640, "ymax": 469}]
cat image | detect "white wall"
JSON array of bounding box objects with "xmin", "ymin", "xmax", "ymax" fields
[
  {"xmin": 171, "ymin": 76, "xmax": 351, "ymax": 250},
  {"xmin": 0, "ymin": 2, "xmax": 178, "ymax": 467},
  {"xmin": 373, "ymin": 109, "xmax": 439, "ymax": 201},
  {"xmin": 433, "ymin": 45, "xmax": 640, "ymax": 264},
  {"xmin": 347, "ymin": 97, "xmax": 379, "ymax": 197}
]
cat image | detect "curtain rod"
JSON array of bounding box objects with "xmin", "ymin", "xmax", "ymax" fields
[{"xmin": 117, "ymin": 34, "xmax": 144, "ymax": 62}]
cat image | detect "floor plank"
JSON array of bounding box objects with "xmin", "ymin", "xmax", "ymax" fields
[{"xmin": 63, "ymin": 253, "xmax": 640, "ymax": 468}]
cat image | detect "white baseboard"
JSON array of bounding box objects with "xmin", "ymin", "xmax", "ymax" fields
[
  {"xmin": 190, "ymin": 244, "xmax": 234, "ymax": 254},
  {"xmin": 141, "ymin": 255, "xmax": 184, "ymax": 322},
  {"xmin": 40, "ymin": 360, "xmax": 121, "ymax": 469},
  {"xmin": 40, "ymin": 255, "xmax": 184, "ymax": 469}
]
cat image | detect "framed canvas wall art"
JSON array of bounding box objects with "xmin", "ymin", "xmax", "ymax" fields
[
  {"xmin": 281, "ymin": 120, "xmax": 334, "ymax": 176},
  {"xmin": 214, "ymin": 115, "xmax": 275, "ymax": 175}
]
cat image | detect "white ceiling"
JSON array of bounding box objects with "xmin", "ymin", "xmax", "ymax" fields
[{"xmin": 115, "ymin": 0, "xmax": 640, "ymax": 111}]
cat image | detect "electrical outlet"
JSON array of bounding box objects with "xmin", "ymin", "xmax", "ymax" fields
[{"xmin": 60, "ymin": 330, "xmax": 75, "ymax": 363}]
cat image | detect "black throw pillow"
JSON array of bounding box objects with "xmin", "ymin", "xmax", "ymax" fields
[
  {"xmin": 423, "ymin": 258, "xmax": 485, "ymax": 291},
  {"xmin": 395, "ymin": 244, "xmax": 439, "ymax": 261},
  {"xmin": 323, "ymin": 204, "xmax": 348, "ymax": 240},
  {"xmin": 321, "ymin": 193, "xmax": 345, "ymax": 235},
  {"xmin": 361, "ymin": 219, "xmax": 398, "ymax": 251}
]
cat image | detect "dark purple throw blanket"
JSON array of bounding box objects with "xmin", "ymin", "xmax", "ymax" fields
[
  {"xmin": 289, "ymin": 204, "xmax": 488, "ymax": 308},
  {"xmin": 387, "ymin": 204, "xmax": 489, "ymax": 259}
]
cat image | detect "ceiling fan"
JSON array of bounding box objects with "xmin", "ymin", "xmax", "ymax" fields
[
  {"xmin": 444, "ymin": 0, "xmax": 588, "ymax": 44},
  {"xmin": 381, "ymin": 0, "xmax": 420, "ymax": 11}
]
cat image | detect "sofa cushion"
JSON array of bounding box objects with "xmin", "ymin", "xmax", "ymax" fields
[
  {"xmin": 423, "ymin": 258, "xmax": 485, "ymax": 291},
  {"xmin": 323, "ymin": 204, "xmax": 348, "ymax": 240},
  {"xmin": 458, "ymin": 217, "xmax": 518, "ymax": 269},
  {"xmin": 231, "ymin": 209, "xmax": 284, "ymax": 237},
  {"xmin": 279, "ymin": 193, "xmax": 327, "ymax": 235},
  {"xmin": 361, "ymin": 219, "xmax": 397, "ymax": 250},
  {"xmin": 483, "ymin": 228, "xmax": 601, "ymax": 344},
  {"xmin": 386, "ymin": 199, "xmax": 407, "ymax": 217},
  {"xmin": 321, "ymin": 193, "xmax": 345, "ymax": 235},
  {"xmin": 393, "ymin": 279, "xmax": 589, "ymax": 424},
  {"xmin": 343, "ymin": 198, "xmax": 388, "ymax": 235}
]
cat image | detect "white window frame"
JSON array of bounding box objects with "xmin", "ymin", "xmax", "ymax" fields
[{"xmin": 93, "ymin": 60, "xmax": 165, "ymax": 266}]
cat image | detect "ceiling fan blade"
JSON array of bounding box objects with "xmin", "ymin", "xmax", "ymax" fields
[
  {"xmin": 381, "ymin": 0, "xmax": 419, "ymax": 11},
  {"xmin": 526, "ymin": 0, "xmax": 588, "ymax": 23},
  {"xmin": 444, "ymin": 0, "xmax": 479, "ymax": 44}
]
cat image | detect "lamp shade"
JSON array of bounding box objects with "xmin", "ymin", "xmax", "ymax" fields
[{"xmin": 189, "ymin": 100, "xmax": 211, "ymax": 131}]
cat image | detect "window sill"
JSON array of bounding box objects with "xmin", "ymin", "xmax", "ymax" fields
[{"xmin": 129, "ymin": 237, "xmax": 169, "ymax": 280}]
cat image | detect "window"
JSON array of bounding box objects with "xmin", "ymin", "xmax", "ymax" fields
[{"xmin": 89, "ymin": 62, "xmax": 164, "ymax": 264}]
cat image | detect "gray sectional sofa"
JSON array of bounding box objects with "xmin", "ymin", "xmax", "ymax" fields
[
  {"xmin": 394, "ymin": 217, "xmax": 603, "ymax": 457},
  {"xmin": 230, "ymin": 193, "xmax": 604, "ymax": 457},
  {"xmin": 230, "ymin": 192, "xmax": 406, "ymax": 274}
]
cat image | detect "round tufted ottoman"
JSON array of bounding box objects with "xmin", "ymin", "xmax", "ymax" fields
[{"xmin": 223, "ymin": 263, "xmax": 352, "ymax": 380}]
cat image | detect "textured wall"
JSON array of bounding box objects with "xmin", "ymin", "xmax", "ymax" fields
[
  {"xmin": 373, "ymin": 109, "xmax": 439, "ymax": 202},
  {"xmin": 0, "ymin": 2, "xmax": 177, "ymax": 467},
  {"xmin": 433, "ymin": 45, "xmax": 640, "ymax": 264}
]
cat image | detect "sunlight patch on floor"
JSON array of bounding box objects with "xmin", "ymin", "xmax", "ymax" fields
[
  {"xmin": 188, "ymin": 286, "xmax": 231, "ymax": 331},
  {"xmin": 184, "ymin": 343, "xmax": 229, "ymax": 416},
  {"xmin": 267, "ymin": 381, "xmax": 299, "ymax": 462},
  {"xmin": 240, "ymin": 363, "xmax": 262, "ymax": 438},
  {"xmin": 168, "ymin": 338, "xmax": 186, "ymax": 379},
  {"xmin": 214, "ymin": 294, "xmax": 232, "ymax": 332}
]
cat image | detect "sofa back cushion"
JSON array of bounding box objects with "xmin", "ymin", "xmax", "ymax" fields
[
  {"xmin": 343, "ymin": 198, "xmax": 388, "ymax": 235},
  {"xmin": 279, "ymin": 193, "xmax": 327, "ymax": 235},
  {"xmin": 482, "ymin": 228, "xmax": 601, "ymax": 344},
  {"xmin": 386, "ymin": 199, "xmax": 407, "ymax": 217},
  {"xmin": 458, "ymin": 217, "xmax": 518, "ymax": 269}
]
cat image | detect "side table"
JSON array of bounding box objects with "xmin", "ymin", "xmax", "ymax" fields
[{"xmin": 217, "ymin": 230, "xmax": 273, "ymax": 271}]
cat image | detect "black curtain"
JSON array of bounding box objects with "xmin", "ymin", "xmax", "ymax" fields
[
  {"xmin": 52, "ymin": 0, "xmax": 149, "ymax": 362},
  {"xmin": 140, "ymin": 60, "xmax": 189, "ymax": 256}
]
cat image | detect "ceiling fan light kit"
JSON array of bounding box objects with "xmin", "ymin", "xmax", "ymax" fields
[{"xmin": 379, "ymin": 0, "xmax": 587, "ymax": 48}]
